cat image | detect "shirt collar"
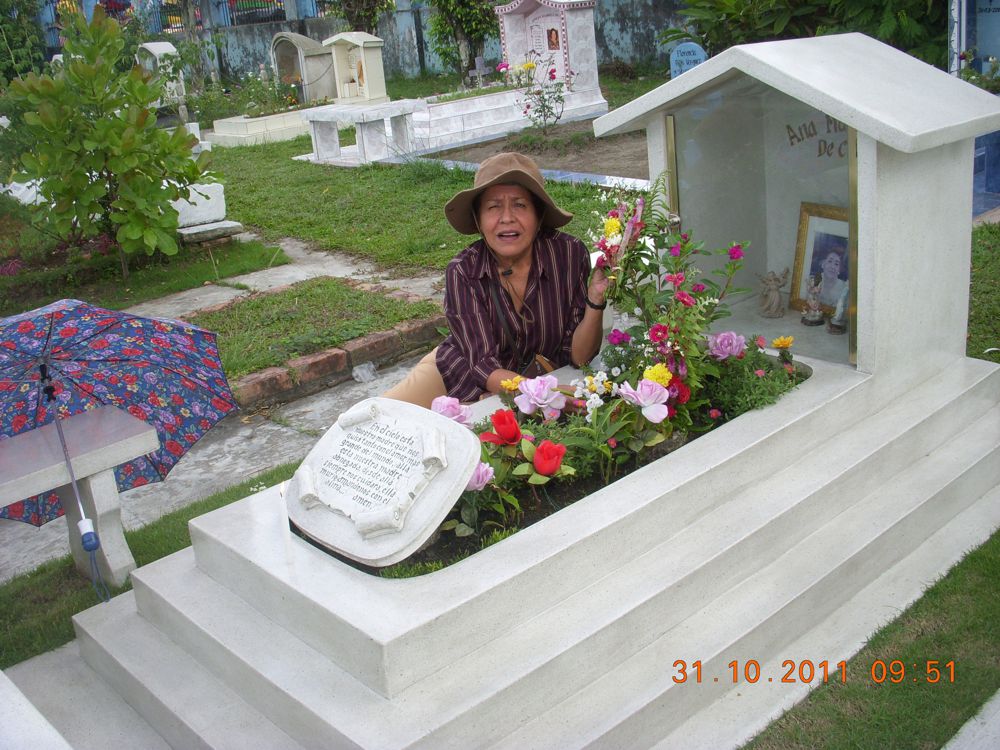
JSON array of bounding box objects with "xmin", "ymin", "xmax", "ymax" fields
[{"xmin": 470, "ymin": 233, "xmax": 556, "ymax": 280}]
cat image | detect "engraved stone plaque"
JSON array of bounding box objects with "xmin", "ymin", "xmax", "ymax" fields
[{"xmin": 284, "ymin": 397, "xmax": 479, "ymax": 566}]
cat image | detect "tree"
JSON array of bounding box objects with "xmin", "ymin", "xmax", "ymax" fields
[
  {"xmin": 8, "ymin": 7, "xmax": 212, "ymax": 279},
  {"xmin": 428, "ymin": 0, "xmax": 499, "ymax": 77},
  {"xmin": 0, "ymin": 0, "xmax": 45, "ymax": 83},
  {"xmin": 330, "ymin": 0, "xmax": 396, "ymax": 35}
]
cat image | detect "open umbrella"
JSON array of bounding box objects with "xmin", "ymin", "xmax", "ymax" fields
[{"xmin": 0, "ymin": 298, "xmax": 239, "ymax": 527}]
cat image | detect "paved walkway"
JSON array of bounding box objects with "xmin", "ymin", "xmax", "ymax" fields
[{"xmin": 0, "ymin": 234, "xmax": 445, "ymax": 583}]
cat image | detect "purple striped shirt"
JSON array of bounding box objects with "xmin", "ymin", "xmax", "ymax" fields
[{"xmin": 436, "ymin": 229, "xmax": 590, "ymax": 401}]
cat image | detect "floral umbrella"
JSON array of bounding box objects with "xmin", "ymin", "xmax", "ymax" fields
[{"xmin": 0, "ymin": 299, "xmax": 238, "ymax": 526}]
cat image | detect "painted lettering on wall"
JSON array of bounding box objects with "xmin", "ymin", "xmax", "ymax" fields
[{"xmin": 784, "ymin": 114, "xmax": 847, "ymax": 160}]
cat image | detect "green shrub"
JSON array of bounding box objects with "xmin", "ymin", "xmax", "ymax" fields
[
  {"xmin": 8, "ymin": 8, "xmax": 212, "ymax": 278},
  {"xmin": 659, "ymin": 0, "xmax": 946, "ymax": 68}
]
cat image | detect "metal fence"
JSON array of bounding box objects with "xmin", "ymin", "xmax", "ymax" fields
[{"xmin": 227, "ymin": 0, "xmax": 285, "ymax": 26}]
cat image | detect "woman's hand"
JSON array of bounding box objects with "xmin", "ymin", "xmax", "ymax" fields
[{"xmin": 588, "ymin": 266, "xmax": 610, "ymax": 306}]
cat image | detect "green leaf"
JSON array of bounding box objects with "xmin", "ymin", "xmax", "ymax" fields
[
  {"xmin": 520, "ymin": 438, "xmax": 536, "ymax": 460},
  {"xmin": 440, "ymin": 519, "xmax": 459, "ymax": 531},
  {"xmin": 511, "ymin": 463, "xmax": 534, "ymax": 477},
  {"xmin": 455, "ymin": 523, "xmax": 475, "ymax": 538},
  {"xmin": 460, "ymin": 504, "xmax": 477, "ymax": 528},
  {"xmin": 527, "ymin": 473, "xmax": 551, "ymax": 485}
]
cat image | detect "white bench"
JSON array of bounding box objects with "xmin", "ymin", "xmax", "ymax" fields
[
  {"xmin": 305, "ymin": 99, "xmax": 424, "ymax": 165},
  {"xmin": 0, "ymin": 407, "xmax": 159, "ymax": 587}
]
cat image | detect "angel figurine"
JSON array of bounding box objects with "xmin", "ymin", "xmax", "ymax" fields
[
  {"xmin": 757, "ymin": 267, "xmax": 789, "ymax": 318},
  {"xmin": 801, "ymin": 274, "xmax": 825, "ymax": 326}
]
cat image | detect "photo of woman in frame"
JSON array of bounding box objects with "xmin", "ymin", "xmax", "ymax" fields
[{"xmin": 791, "ymin": 202, "xmax": 850, "ymax": 314}]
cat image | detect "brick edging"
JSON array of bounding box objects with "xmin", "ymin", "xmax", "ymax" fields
[{"xmin": 183, "ymin": 279, "xmax": 446, "ymax": 410}]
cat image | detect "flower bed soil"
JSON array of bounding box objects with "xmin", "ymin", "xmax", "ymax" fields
[{"xmin": 296, "ymin": 431, "xmax": 688, "ymax": 577}]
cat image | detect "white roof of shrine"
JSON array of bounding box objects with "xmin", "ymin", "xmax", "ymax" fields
[
  {"xmin": 595, "ymin": 33, "xmax": 1000, "ymax": 153},
  {"xmin": 322, "ymin": 32, "xmax": 383, "ymax": 49},
  {"xmin": 495, "ymin": 0, "xmax": 595, "ymax": 15}
]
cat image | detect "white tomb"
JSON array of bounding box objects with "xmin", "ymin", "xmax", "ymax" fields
[
  {"xmin": 323, "ymin": 31, "xmax": 389, "ymax": 105},
  {"xmin": 270, "ymin": 32, "xmax": 337, "ymax": 105},
  {"xmin": 495, "ymin": 0, "xmax": 607, "ymax": 119},
  {"xmin": 136, "ymin": 42, "xmax": 185, "ymax": 108},
  {"xmin": 6, "ymin": 34, "xmax": 1000, "ymax": 750}
]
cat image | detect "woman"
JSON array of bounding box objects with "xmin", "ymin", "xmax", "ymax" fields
[
  {"xmin": 384, "ymin": 152, "xmax": 608, "ymax": 407},
  {"xmin": 817, "ymin": 249, "xmax": 847, "ymax": 309}
]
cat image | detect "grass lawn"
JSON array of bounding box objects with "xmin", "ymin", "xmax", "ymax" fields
[
  {"xmin": 188, "ymin": 276, "xmax": 439, "ymax": 378},
  {"xmin": 210, "ymin": 138, "xmax": 609, "ymax": 273}
]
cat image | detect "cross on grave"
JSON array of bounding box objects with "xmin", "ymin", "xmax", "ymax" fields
[{"xmin": 468, "ymin": 56, "xmax": 491, "ymax": 88}]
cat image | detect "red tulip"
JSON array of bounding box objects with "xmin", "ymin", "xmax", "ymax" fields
[
  {"xmin": 533, "ymin": 439, "xmax": 566, "ymax": 476},
  {"xmin": 480, "ymin": 409, "xmax": 522, "ymax": 445}
]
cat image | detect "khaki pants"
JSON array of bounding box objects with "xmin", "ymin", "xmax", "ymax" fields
[{"xmin": 382, "ymin": 347, "xmax": 448, "ymax": 409}]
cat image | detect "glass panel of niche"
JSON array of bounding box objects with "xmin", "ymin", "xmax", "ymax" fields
[{"xmin": 669, "ymin": 74, "xmax": 853, "ymax": 366}]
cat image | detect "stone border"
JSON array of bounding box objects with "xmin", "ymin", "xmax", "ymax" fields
[{"xmin": 183, "ymin": 279, "xmax": 446, "ymax": 410}]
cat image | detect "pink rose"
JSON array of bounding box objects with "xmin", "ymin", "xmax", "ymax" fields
[
  {"xmin": 514, "ymin": 375, "xmax": 566, "ymax": 420},
  {"xmin": 466, "ymin": 461, "xmax": 494, "ymax": 491},
  {"xmin": 618, "ymin": 379, "xmax": 670, "ymax": 424},
  {"xmin": 431, "ymin": 395, "xmax": 472, "ymax": 427},
  {"xmin": 707, "ymin": 331, "xmax": 747, "ymax": 361}
]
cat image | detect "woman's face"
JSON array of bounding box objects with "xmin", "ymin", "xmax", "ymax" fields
[
  {"xmin": 822, "ymin": 251, "xmax": 842, "ymax": 280},
  {"xmin": 477, "ymin": 184, "xmax": 540, "ymax": 265}
]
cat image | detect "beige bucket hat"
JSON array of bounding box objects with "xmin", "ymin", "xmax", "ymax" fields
[{"xmin": 444, "ymin": 152, "xmax": 573, "ymax": 235}]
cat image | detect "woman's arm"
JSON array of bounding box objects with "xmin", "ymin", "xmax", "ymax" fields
[{"xmin": 570, "ymin": 265, "xmax": 609, "ymax": 368}]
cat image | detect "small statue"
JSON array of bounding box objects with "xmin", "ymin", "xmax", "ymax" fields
[
  {"xmin": 757, "ymin": 267, "xmax": 789, "ymax": 318},
  {"xmin": 801, "ymin": 274, "xmax": 825, "ymax": 326},
  {"xmin": 827, "ymin": 281, "xmax": 849, "ymax": 335}
]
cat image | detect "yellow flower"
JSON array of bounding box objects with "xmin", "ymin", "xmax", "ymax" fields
[
  {"xmin": 771, "ymin": 336, "xmax": 794, "ymax": 349},
  {"xmin": 603, "ymin": 217, "xmax": 622, "ymax": 238},
  {"xmin": 521, "ymin": 61, "xmax": 536, "ymax": 71},
  {"xmin": 500, "ymin": 375, "xmax": 525, "ymax": 392},
  {"xmin": 642, "ymin": 363, "xmax": 673, "ymax": 387}
]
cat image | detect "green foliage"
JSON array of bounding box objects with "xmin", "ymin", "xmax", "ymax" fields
[
  {"xmin": 969, "ymin": 223, "xmax": 1000, "ymax": 365},
  {"xmin": 8, "ymin": 8, "xmax": 211, "ymax": 273},
  {"xmin": 0, "ymin": 0, "xmax": 44, "ymax": 83},
  {"xmin": 428, "ymin": 0, "xmax": 499, "ymax": 76},
  {"xmin": 322, "ymin": 0, "xmax": 395, "ymax": 34},
  {"xmin": 659, "ymin": 0, "xmax": 946, "ymax": 68},
  {"xmin": 0, "ymin": 86, "xmax": 34, "ymax": 179},
  {"xmin": 700, "ymin": 342, "xmax": 804, "ymax": 419},
  {"xmin": 515, "ymin": 53, "xmax": 573, "ymax": 134}
]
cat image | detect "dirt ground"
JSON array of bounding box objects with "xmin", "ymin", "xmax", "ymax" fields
[{"xmin": 431, "ymin": 118, "xmax": 650, "ymax": 180}]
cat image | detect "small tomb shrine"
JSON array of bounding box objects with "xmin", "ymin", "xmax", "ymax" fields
[
  {"xmin": 495, "ymin": 0, "xmax": 607, "ymax": 118},
  {"xmin": 136, "ymin": 41, "xmax": 185, "ymax": 107},
  {"xmin": 270, "ymin": 31, "xmax": 337, "ymax": 104},
  {"xmin": 322, "ymin": 31, "xmax": 389, "ymax": 105}
]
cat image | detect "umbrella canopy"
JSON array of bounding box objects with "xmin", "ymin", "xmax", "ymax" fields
[{"xmin": 0, "ymin": 299, "xmax": 238, "ymax": 526}]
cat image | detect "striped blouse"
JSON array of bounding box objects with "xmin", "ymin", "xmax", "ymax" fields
[{"xmin": 436, "ymin": 229, "xmax": 590, "ymax": 401}]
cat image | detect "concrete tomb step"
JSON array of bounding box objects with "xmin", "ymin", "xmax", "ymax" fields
[{"xmin": 10, "ymin": 356, "xmax": 1000, "ymax": 749}]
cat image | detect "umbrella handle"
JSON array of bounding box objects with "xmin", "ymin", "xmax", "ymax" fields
[{"xmin": 78, "ymin": 519, "xmax": 100, "ymax": 552}]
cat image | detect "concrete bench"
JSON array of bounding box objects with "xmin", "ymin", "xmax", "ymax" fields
[
  {"xmin": 0, "ymin": 407, "xmax": 159, "ymax": 587},
  {"xmin": 305, "ymin": 99, "xmax": 424, "ymax": 165}
]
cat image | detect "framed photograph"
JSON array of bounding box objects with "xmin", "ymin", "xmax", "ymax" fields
[{"xmin": 790, "ymin": 202, "xmax": 849, "ymax": 313}]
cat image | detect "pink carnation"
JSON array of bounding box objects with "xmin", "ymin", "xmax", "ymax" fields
[
  {"xmin": 675, "ymin": 290, "xmax": 696, "ymax": 307},
  {"xmin": 728, "ymin": 243, "xmax": 744, "ymax": 260},
  {"xmin": 669, "ymin": 243, "xmax": 682, "ymax": 257},
  {"xmin": 649, "ymin": 323, "xmax": 670, "ymax": 343},
  {"xmin": 692, "ymin": 283, "xmax": 706, "ymax": 293},
  {"xmin": 607, "ymin": 328, "xmax": 631, "ymax": 346}
]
